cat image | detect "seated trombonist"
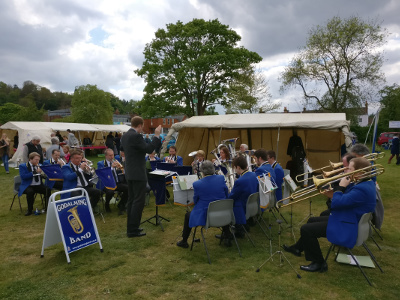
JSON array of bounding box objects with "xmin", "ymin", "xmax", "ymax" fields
[
  {"xmin": 283, "ymin": 157, "xmax": 376, "ymax": 273},
  {"xmin": 43, "ymin": 149, "xmax": 65, "ymax": 191},
  {"xmin": 176, "ymin": 160, "xmax": 228, "ymax": 248},
  {"xmin": 97, "ymin": 148, "xmax": 128, "ymax": 214},
  {"xmin": 163, "ymin": 146, "xmax": 183, "ymax": 166},
  {"xmin": 19, "ymin": 152, "xmax": 51, "ymax": 216},
  {"xmin": 61, "ymin": 149, "xmax": 101, "ymax": 208}
]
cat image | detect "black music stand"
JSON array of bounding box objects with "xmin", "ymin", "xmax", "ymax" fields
[
  {"xmin": 142, "ymin": 172, "xmax": 170, "ymax": 231},
  {"xmin": 256, "ymin": 219, "xmax": 301, "ymax": 279}
]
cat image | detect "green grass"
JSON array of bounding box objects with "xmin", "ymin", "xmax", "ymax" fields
[{"xmin": 0, "ymin": 151, "xmax": 399, "ymax": 299}]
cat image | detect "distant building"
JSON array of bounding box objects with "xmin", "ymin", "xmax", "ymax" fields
[
  {"xmin": 45, "ymin": 108, "xmax": 71, "ymax": 121},
  {"xmin": 143, "ymin": 115, "xmax": 187, "ymax": 134}
]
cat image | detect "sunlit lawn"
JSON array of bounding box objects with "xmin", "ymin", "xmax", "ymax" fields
[{"xmin": 0, "ymin": 149, "xmax": 399, "ymax": 299}]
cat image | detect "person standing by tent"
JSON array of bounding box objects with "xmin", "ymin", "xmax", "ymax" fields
[
  {"xmin": 106, "ymin": 132, "xmax": 116, "ymax": 154},
  {"xmin": 0, "ymin": 133, "xmax": 10, "ymax": 174},
  {"xmin": 66, "ymin": 129, "xmax": 79, "ymax": 148},
  {"xmin": 121, "ymin": 116, "xmax": 162, "ymax": 238},
  {"xmin": 13, "ymin": 132, "xmax": 19, "ymax": 150},
  {"xmin": 22, "ymin": 135, "xmax": 44, "ymax": 164},
  {"xmin": 388, "ymin": 133, "xmax": 399, "ymax": 164}
]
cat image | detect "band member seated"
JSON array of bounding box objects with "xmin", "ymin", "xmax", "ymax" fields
[
  {"xmin": 213, "ymin": 146, "xmax": 230, "ymax": 165},
  {"xmin": 19, "ymin": 152, "xmax": 51, "ymax": 216},
  {"xmin": 283, "ymin": 157, "xmax": 376, "ymax": 273},
  {"xmin": 191, "ymin": 150, "xmax": 205, "ymax": 178},
  {"xmin": 266, "ymin": 150, "xmax": 284, "ymax": 202},
  {"xmin": 61, "ymin": 149, "xmax": 101, "ymax": 208},
  {"xmin": 97, "ymin": 148, "xmax": 128, "ymax": 214},
  {"xmin": 225, "ymin": 155, "xmax": 258, "ymax": 238},
  {"xmin": 239, "ymin": 144, "xmax": 248, "ymax": 155},
  {"xmin": 254, "ymin": 149, "xmax": 276, "ymax": 182},
  {"xmin": 163, "ymin": 146, "xmax": 183, "ymax": 166},
  {"xmin": 320, "ymin": 153, "xmax": 355, "ymax": 216},
  {"xmin": 43, "ymin": 149, "xmax": 65, "ymax": 191},
  {"xmin": 176, "ymin": 160, "xmax": 228, "ymax": 248}
]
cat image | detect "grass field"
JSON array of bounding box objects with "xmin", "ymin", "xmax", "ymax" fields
[{"xmin": 0, "ymin": 150, "xmax": 399, "ymax": 299}]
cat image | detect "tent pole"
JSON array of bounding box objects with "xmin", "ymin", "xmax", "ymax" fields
[
  {"xmin": 276, "ymin": 127, "xmax": 280, "ymax": 161},
  {"xmin": 219, "ymin": 127, "xmax": 222, "ymax": 144}
]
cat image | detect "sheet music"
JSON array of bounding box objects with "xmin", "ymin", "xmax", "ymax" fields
[
  {"xmin": 177, "ymin": 175, "xmax": 198, "ymax": 190},
  {"xmin": 150, "ymin": 170, "xmax": 171, "ymax": 176},
  {"xmin": 284, "ymin": 174, "xmax": 298, "ymax": 192}
]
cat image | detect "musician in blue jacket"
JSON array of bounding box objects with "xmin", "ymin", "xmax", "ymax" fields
[
  {"xmin": 19, "ymin": 152, "xmax": 51, "ymax": 216},
  {"xmin": 283, "ymin": 157, "xmax": 376, "ymax": 273},
  {"xmin": 43, "ymin": 149, "xmax": 64, "ymax": 191},
  {"xmin": 163, "ymin": 146, "xmax": 183, "ymax": 166},
  {"xmin": 176, "ymin": 160, "xmax": 228, "ymax": 248},
  {"xmin": 61, "ymin": 149, "xmax": 101, "ymax": 207},
  {"xmin": 266, "ymin": 150, "xmax": 284, "ymax": 201},
  {"xmin": 228, "ymin": 155, "xmax": 259, "ymax": 237},
  {"xmin": 254, "ymin": 149, "xmax": 276, "ymax": 182}
]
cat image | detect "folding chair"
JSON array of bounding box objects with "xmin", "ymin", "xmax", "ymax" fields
[
  {"xmin": 324, "ymin": 212, "xmax": 384, "ymax": 286},
  {"xmin": 190, "ymin": 199, "xmax": 241, "ymax": 264},
  {"xmin": 10, "ymin": 175, "xmax": 22, "ymax": 212}
]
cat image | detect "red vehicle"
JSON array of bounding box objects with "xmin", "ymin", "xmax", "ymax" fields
[{"xmin": 377, "ymin": 132, "xmax": 398, "ymax": 146}]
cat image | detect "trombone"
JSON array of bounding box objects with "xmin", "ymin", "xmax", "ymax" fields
[
  {"xmin": 278, "ymin": 164, "xmax": 384, "ymax": 208},
  {"xmin": 295, "ymin": 152, "xmax": 385, "ymax": 183}
]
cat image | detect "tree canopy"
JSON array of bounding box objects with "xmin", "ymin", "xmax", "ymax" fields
[
  {"xmin": 378, "ymin": 84, "xmax": 400, "ymax": 130},
  {"xmin": 225, "ymin": 68, "xmax": 279, "ymax": 114},
  {"xmin": 280, "ymin": 16, "xmax": 387, "ymax": 116},
  {"xmin": 71, "ymin": 85, "xmax": 114, "ymax": 124},
  {"xmin": 135, "ymin": 18, "xmax": 262, "ymax": 117}
]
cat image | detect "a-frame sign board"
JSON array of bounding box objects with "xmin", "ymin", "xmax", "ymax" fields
[{"xmin": 41, "ymin": 188, "xmax": 103, "ymax": 263}]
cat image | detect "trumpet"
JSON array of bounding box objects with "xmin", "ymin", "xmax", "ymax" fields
[
  {"xmin": 295, "ymin": 152, "xmax": 385, "ymax": 183},
  {"xmin": 278, "ymin": 164, "xmax": 385, "ymax": 208},
  {"xmin": 112, "ymin": 158, "xmax": 124, "ymax": 173}
]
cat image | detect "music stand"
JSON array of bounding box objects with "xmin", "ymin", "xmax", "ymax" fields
[
  {"xmin": 142, "ymin": 171, "xmax": 170, "ymax": 231},
  {"xmin": 256, "ymin": 219, "xmax": 301, "ymax": 279}
]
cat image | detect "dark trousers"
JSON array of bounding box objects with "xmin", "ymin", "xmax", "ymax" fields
[
  {"xmin": 127, "ymin": 180, "xmax": 147, "ymax": 234},
  {"xmin": 103, "ymin": 183, "xmax": 128, "ymax": 210},
  {"xmin": 52, "ymin": 181, "xmax": 63, "ymax": 191},
  {"xmin": 294, "ymin": 216, "xmax": 329, "ymax": 263},
  {"xmin": 71, "ymin": 185, "xmax": 101, "ymax": 208},
  {"xmin": 23, "ymin": 184, "xmax": 51, "ymax": 212},
  {"xmin": 182, "ymin": 211, "xmax": 192, "ymax": 241}
]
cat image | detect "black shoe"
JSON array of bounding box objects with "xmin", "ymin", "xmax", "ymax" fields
[
  {"xmin": 300, "ymin": 261, "xmax": 328, "ymax": 273},
  {"xmin": 215, "ymin": 234, "xmax": 222, "ymax": 239},
  {"xmin": 127, "ymin": 232, "xmax": 146, "ymax": 238},
  {"xmin": 25, "ymin": 211, "xmax": 32, "ymax": 216},
  {"xmin": 176, "ymin": 240, "xmax": 189, "ymax": 248},
  {"xmin": 282, "ymin": 244, "xmax": 301, "ymax": 257}
]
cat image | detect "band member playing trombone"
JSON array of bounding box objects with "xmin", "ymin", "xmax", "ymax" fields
[
  {"xmin": 61, "ymin": 149, "xmax": 101, "ymax": 208},
  {"xmin": 283, "ymin": 157, "xmax": 376, "ymax": 273},
  {"xmin": 98, "ymin": 148, "xmax": 128, "ymax": 214},
  {"xmin": 18, "ymin": 152, "xmax": 51, "ymax": 216},
  {"xmin": 43, "ymin": 149, "xmax": 65, "ymax": 191}
]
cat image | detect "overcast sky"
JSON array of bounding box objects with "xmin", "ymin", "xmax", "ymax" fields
[{"xmin": 1, "ymin": 0, "xmax": 399, "ymax": 114}]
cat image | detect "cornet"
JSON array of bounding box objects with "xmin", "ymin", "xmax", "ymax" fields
[{"xmin": 112, "ymin": 158, "xmax": 124, "ymax": 173}]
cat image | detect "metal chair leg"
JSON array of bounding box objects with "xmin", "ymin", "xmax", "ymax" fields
[
  {"xmin": 347, "ymin": 248, "xmax": 372, "ymax": 286},
  {"xmin": 201, "ymin": 227, "xmax": 211, "ymax": 264}
]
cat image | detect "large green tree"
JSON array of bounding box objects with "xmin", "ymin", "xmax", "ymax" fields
[
  {"xmin": 378, "ymin": 84, "xmax": 400, "ymax": 130},
  {"xmin": 71, "ymin": 84, "xmax": 113, "ymax": 124},
  {"xmin": 226, "ymin": 68, "xmax": 279, "ymax": 114},
  {"xmin": 280, "ymin": 16, "xmax": 387, "ymax": 115},
  {"xmin": 0, "ymin": 102, "xmax": 45, "ymax": 124},
  {"xmin": 135, "ymin": 18, "xmax": 262, "ymax": 117}
]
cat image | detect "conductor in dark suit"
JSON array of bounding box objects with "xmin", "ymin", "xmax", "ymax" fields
[{"xmin": 121, "ymin": 116, "xmax": 162, "ymax": 238}]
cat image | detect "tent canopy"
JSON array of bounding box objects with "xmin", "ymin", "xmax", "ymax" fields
[
  {"xmin": 164, "ymin": 113, "xmax": 352, "ymax": 169},
  {"xmin": 0, "ymin": 121, "xmax": 131, "ymax": 163}
]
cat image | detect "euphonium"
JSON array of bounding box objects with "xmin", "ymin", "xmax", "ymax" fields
[{"xmin": 67, "ymin": 206, "xmax": 84, "ymax": 234}]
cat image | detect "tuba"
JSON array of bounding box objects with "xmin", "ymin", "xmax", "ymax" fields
[{"xmin": 67, "ymin": 206, "xmax": 84, "ymax": 234}]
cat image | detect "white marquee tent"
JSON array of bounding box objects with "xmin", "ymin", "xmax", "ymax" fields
[
  {"xmin": 0, "ymin": 121, "xmax": 131, "ymax": 164},
  {"xmin": 164, "ymin": 113, "xmax": 353, "ymax": 169}
]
